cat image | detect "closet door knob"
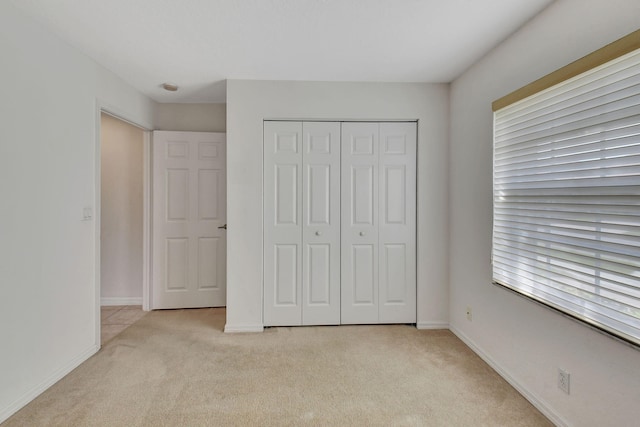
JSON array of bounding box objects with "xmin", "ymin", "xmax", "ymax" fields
[
  {"xmin": 315, "ymin": 231, "xmax": 322, "ymax": 236},
  {"xmin": 359, "ymin": 231, "xmax": 365, "ymax": 236}
]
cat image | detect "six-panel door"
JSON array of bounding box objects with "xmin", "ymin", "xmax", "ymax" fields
[{"xmin": 152, "ymin": 131, "xmax": 227, "ymax": 309}]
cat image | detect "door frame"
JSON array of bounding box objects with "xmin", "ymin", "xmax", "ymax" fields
[
  {"xmin": 94, "ymin": 100, "xmax": 153, "ymax": 349},
  {"xmin": 262, "ymin": 119, "xmax": 418, "ymax": 326}
]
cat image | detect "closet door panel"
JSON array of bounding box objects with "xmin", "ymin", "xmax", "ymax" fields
[
  {"xmin": 302, "ymin": 122, "xmax": 340, "ymax": 325},
  {"xmin": 379, "ymin": 122, "xmax": 417, "ymax": 323},
  {"xmin": 264, "ymin": 121, "xmax": 303, "ymax": 326},
  {"xmin": 274, "ymin": 244, "xmax": 298, "ymax": 305},
  {"xmin": 351, "ymin": 244, "xmax": 375, "ymax": 303},
  {"xmin": 341, "ymin": 123, "xmax": 379, "ymax": 324}
]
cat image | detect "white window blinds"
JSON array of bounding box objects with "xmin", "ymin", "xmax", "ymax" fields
[{"xmin": 493, "ymin": 48, "xmax": 640, "ymax": 346}]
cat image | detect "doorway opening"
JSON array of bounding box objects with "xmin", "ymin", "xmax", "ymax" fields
[{"xmin": 98, "ymin": 111, "xmax": 150, "ymax": 345}]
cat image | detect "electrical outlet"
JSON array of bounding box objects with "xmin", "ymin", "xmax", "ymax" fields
[
  {"xmin": 466, "ymin": 306, "xmax": 472, "ymax": 321},
  {"xmin": 558, "ymin": 368, "xmax": 570, "ymax": 394}
]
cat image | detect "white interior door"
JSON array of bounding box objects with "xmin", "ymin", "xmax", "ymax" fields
[
  {"xmin": 151, "ymin": 131, "xmax": 226, "ymax": 309},
  {"xmin": 302, "ymin": 122, "xmax": 341, "ymax": 325},
  {"xmin": 341, "ymin": 123, "xmax": 380, "ymax": 324},
  {"xmin": 263, "ymin": 122, "xmax": 303, "ymax": 325}
]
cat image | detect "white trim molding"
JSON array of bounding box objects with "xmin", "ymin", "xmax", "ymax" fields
[
  {"xmin": 142, "ymin": 131, "xmax": 151, "ymax": 311},
  {"xmin": 224, "ymin": 324, "xmax": 265, "ymax": 333},
  {"xmin": 449, "ymin": 325, "xmax": 569, "ymax": 427},
  {"xmin": 101, "ymin": 297, "xmax": 144, "ymax": 306}
]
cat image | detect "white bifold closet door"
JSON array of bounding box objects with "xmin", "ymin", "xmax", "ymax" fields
[
  {"xmin": 341, "ymin": 122, "xmax": 416, "ymax": 324},
  {"xmin": 263, "ymin": 121, "xmax": 341, "ymax": 326},
  {"xmin": 264, "ymin": 121, "xmax": 415, "ymax": 326}
]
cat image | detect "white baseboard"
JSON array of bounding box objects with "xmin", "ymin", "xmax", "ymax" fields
[
  {"xmin": 101, "ymin": 297, "xmax": 143, "ymax": 306},
  {"xmin": 449, "ymin": 325, "xmax": 568, "ymax": 427},
  {"xmin": 224, "ymin": 324, "xmax": 264, "ymax": 333},
  {"xmin": 416, "ymin": 321, "xmax": 449, "ymax": 329},
  {"xmin": 0, "ymin": 344, "xmax": 98, "ymax": 424},
  {"xmin": 225, "ymin": 322, "xmax": 448, "ymax": 332}
]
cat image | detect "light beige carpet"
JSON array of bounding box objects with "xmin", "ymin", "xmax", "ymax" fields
[{"xmin": 4, "ymin": 308, "xmax": 552, "ymax": 426}]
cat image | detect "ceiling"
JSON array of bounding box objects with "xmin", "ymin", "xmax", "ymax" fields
[{"xmin": 11, "ymin": 0, "xmax": 555, "ymax": 103}]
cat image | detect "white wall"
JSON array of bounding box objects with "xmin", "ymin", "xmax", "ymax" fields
[
  {"xmin": 0, "ymin": 2, "xmax": 154, "ymax": 422},
  {"xmin": 100, "ymin": 113, "xmax": 144, "ymax": 304},
  {"xmin": 226, "ymin": 80, "xmax": 449, "ymax": 332},
  {"xmin": 449, "ymin": 1, "xmax": 640, "ymax": 425},
  {"xmin": 154, "ymin": 103, "xmax": 226, "ymax": 132}
]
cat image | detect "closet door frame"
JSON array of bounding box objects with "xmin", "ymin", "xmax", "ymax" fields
[{"xmin": 263, "ymin": 120, "xmax": 417, "ymax": 327}]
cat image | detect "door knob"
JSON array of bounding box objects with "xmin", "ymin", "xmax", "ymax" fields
[
  {"xmin": 218, "ymin": 224, "xmax": 227, "ymax": 230},
  {"xmin": 359, "ymin": 231, "xmax": 365, "ymax": 236},
  {"xmin": 315, "ymin": 231, "xmax": 322, "ymax": 236}
]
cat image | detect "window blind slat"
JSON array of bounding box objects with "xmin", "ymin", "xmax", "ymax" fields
[
  {"xmin": 495, "ymin": 207, "xmax": 640, "ymax": 225},
  {"xmin": 495, "ymin": 217, "xmax": 640, "ymax": 247},
  {"xmin": 495, "ymin": 155, "xmax": 640, "ymax": 180},
  {"xmin": 494, "ymin": 228, "xmax": 640, "ymax": 260},
  {"xmin": 499, "ymin": 194, "xmax": 639, "ymax": 206},
  {"xmin": 496, "ymin": 71, "xmax": 640, "ymax": 132},
  {"xmin": 493, "ymin": 236, "xmax": 640, "ymax": 283},
  {"xmin": 492, "ymin": 260, "xmax": 640, "ymax": 313},
  {"xmin": 496, "ymin": 49, "xmax": 640, "ymax": 122},
  {"xmin": 495, "ymin": 117, "xmax": 640, "ymax": 159},
  {"xmin": 495, "ymin": 75, "xmax": 640, "ymax": 132},
  {"xmin": 493, "ymin": 247, "xmax": 640, "ymax": 293},
  {"xmin": 495, "ymin": 104, "xmax": 640, "ymax": 148},
  {"xmin": 493, "ymin": 266, "xmax": 640, "ymax": 333},
  {"xmin": 495, "ymin": 141, "xmax": 640, "ymax": 175},
  {"xmin": 495, "ymin": 175, "xmax": 640, "ymax": 191},
  {"xmin": 493, "ymin": 243, "xmax": 640, "ymax": 288},
  {"xmin": 493, "ymin": 266, "xmax": 640, "ymax": 332},
  {"xmin": 495, "ymin": 81, "xmax": 640, "ymax": 138}
]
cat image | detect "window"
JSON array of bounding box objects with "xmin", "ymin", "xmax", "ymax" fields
[{"xmin": 492, "ymin": 34, "xmax": 640, "ymax": 346}]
